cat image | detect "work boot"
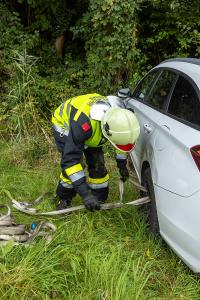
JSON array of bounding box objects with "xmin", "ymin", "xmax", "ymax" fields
[{"xmin": 57, "ymin": 198, "xmax": 71, "ymax": 210}]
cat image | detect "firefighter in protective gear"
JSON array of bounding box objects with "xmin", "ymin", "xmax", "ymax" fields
[{"xmin": 52, "ymin": 93, "xmax": 140, "ymax": 211}]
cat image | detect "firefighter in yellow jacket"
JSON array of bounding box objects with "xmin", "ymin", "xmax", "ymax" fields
[{"xmin": 52, "ymin": 93, "xmax": 140, "ymax": 211}]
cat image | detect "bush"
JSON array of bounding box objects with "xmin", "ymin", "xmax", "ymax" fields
[
  {"xmin": 137, "ymin": 0, "xmax": 200, "ymax": 66},
  {"xmin": 1, "ymin": 0, "xmax": 200, "ymax": 141},
  {"xmin": 73, "ymin": 0, "xmax": 142, "ymax": 93},
  {"xmin": 0, "ymin": 4, "xmax": 39, "ymax": 61}
]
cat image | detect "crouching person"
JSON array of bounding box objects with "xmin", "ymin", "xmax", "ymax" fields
[{"xmin": 52, "ymin": 93, "xmax": 140, "ymax": 211}]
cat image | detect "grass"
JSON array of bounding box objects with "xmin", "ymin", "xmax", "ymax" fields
[{"xmin": 0, "ymin": 140, "xmax": 200, "ymax": 300}]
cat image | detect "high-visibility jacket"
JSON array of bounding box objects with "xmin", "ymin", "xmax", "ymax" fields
[
  {"xmin": 52, "ymin": 93, "xmax": 127, "ymax": 198},
  {"xmin": 52, "ymin": 93, "xmax": 107, "ymax": 147}
]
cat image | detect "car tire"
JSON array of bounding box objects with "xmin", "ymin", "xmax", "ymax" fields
[{"xmin": 141, "ymin": 168, "xmax": 160, "ymax": 236}]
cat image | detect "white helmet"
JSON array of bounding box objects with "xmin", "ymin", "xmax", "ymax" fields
[{"xmin": 101, "ymin": 107, "xmax": 140, "ymax": 152}]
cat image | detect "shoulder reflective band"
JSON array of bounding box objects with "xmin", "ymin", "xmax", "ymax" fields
[
  {"xmin": 59, "ymin": 102, "xmax": 65, "ymax": 117},
  {"xmin": 73, "ymin": 110, "xmax": 82, "ymax": 121},
  {"xmin": 66, "ymin": 102, "xmax": 71, "ymax": 117},
  {"xmin": 65, "ymin": 164, "xmax": 83, "ymax": 176}
]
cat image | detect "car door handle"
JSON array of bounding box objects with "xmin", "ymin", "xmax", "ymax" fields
[
  {"xmin": 143, "ymin": 123, "xmax": 152, "ymax": 133},
  {"xmin": 162, "ymin": 124, "xmax": 170, "ymax": 131}
]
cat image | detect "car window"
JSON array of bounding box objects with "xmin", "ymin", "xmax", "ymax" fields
[
  {"xmin": 132, "ymin": 70, "xmax": 160, "ymax": 101},
  {"xmin": 147, "ymin": 70, "xmax": 177, "ymax": 110},
  {"xmin": 168, "ymin": 76, "xmax": 200, "ymax": 126}
]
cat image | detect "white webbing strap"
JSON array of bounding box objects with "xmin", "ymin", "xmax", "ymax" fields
[
  {"xmin": 4, "ymin": 177, "xmax": 150, "ymax": 217},
  {"xmin": 0, "ymin": 203, "xmax": 56, "ymax": 245},
  {"xmin": 11, "ymin": 193, "xmax": 150, "ymax": 216}
]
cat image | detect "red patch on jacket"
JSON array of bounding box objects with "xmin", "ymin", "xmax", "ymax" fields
[{"xmin": 81, "ymin": 122, "xmax": 90, "ymax": 132}]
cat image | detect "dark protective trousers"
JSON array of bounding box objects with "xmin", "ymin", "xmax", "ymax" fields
[{"xmin": 53, "ymin": 128, "xmax": 109, "ymax": 202}]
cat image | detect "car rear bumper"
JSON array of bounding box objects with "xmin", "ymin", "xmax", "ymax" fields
[{"xmin": 155, "ymin": 185, "xmax": 200, "ymax": 273}]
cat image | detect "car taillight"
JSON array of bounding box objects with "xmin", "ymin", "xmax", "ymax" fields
[{"xmin": 190, "ymin": 145, "xmax": 200, "ymax": 172}]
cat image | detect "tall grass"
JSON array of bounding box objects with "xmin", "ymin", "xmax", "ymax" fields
[
  {"xmin": 0, "ymin": 141, "xmax": 200, "ymax": 300},
  {"xmin": 6, "ymin": 50, "xmax": 50, "ymax": 143}
]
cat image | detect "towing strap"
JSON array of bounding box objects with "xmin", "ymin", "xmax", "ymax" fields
[
  {"xmin": 0, "ymin": 204, "xmax": 56, "ymax": 245},
  {"xmin": 0, "ymin": 180, "xmax": 148, "ymax": 245},
  {"xmin": 2, "ymin": 180, "xmax": 150, "ymax": 216}
]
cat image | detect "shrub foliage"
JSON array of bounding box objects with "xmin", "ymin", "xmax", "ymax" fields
[{"xmin": 0, "ymin": 0, "xmax": 200, "ymax": 138}]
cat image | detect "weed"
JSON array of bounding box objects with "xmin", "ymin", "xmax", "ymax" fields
[{"xmin": 0, "ymin": 141, "xmax": 200, "ymax": 299}]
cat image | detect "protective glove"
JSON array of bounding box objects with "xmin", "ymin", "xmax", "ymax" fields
[
  {"xmin": 83, "ymin": 193, "xmax": 101, "ymax": 212},
  {"xmin": 117, "ymin": 159, "xmax": 129, "ymax": 182}
]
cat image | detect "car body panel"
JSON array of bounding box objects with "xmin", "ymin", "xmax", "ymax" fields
[
  {"xmin": 125, "ymin": 59, "xmax": 200, "ymax": 272},
  {"xmin": 126, "ymin": 98, "xmax": 162, "ymax": 180},
  {"xmin": 155, "ymin": 185, "xmax": 200, "ymax": 273},
  {"xmin": 128, "ymin": 99, "xmax": 200, "ymax": 196}
]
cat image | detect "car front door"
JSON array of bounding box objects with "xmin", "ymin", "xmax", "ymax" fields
[
  {"xmin": 127, "ymin": 69, "xmax": 177, "ymax": 181},
  {"xmin": 154, "ymin": 74, "xmax": 200, "ymax": 196}
]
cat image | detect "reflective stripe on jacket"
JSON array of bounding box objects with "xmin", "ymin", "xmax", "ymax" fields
[{"xmin": 52, "ymin": 93, "xmax": 107, "ymax": 148}]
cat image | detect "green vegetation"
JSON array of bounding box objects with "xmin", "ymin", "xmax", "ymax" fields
[
  {"xmin": 1, "ymin": 142, "xmax": 200, "ymax": 299},
  {"xmin": 0, "ymin": 1, "xmax": 200, "ymax": 298},
  {"xmin": 1, "ymin": 0, "xmax": 200, "ymax": 139}
]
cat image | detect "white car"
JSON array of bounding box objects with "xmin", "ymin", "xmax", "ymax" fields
[{"xmin": 121, "ymin": 58, "xmax": 200, "ymax": 273}]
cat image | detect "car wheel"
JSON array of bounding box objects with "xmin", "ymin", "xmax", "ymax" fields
[{"xmin": 141, "ymin": 168, "xmax": 159, "ymax": 236}]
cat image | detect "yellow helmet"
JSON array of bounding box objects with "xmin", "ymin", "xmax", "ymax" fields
[{"xmin": 101, "ymin": 107, "xmax": 140, "ymax": 152}]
